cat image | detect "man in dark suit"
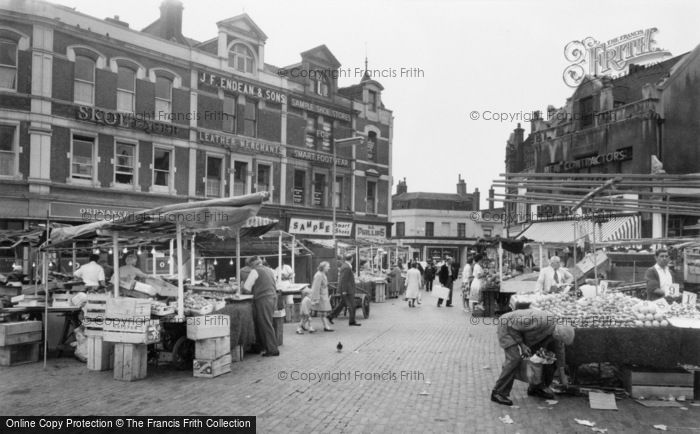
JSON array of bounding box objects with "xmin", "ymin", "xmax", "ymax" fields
[
  {"xmin": 437, "ymin": 256, "xmax": 459, "ymax": 307},
  {"xmin": 328, "ymin": 253, "xmax": 361, "ymax": 326},
  {"xmin": 645, "ymin": 248, "xmax": 679, "ymax": 301}
]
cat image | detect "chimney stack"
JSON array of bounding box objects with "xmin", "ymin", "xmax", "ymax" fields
[
  {"xmin": 456, "ymin": 175, "xmax": 467, "ymax": 196},
  {"xmin": 396, "ymin": 177, "xmax": 407, "ymax": 195},
  {"xmin": 488, "ymin": 187, "xmax": 495, "ymax": 210},
  {"xmin": 160, "ymin": 0, "xmax": 183, "ymax": 42},
  {"xmin": 472, "ymin": 188, "xmax": 480, "ymax": 211}
]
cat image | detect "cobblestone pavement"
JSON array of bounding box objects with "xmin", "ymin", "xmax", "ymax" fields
[{"xmin": 2, "ymin": 288, "xmax": 699, "ymax": 433}]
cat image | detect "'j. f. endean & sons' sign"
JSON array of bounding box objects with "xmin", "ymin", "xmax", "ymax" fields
[
  {"xmin": 289, "ymin": 219, "xmax": 353, "ymax": 237},
  {"xmin": 199, "ymin": 72, "xmax": 287, "ymax": 104}
]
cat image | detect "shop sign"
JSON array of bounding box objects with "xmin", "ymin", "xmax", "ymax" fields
[
  {"xmin": 289, "ymin": 148, "xmax": 350, "ymax": 167},
  {"xmin": 355, "ymin": 224, "xmax": 387, "ymax": 241},
  {"xmin": 50, "ymin": 202, "xmax": 144, "ymax": 221},
  {"xmin": 427, "ymin": 247, "xmax": 459, "ymax": 261},
  {"xmin": 290, "ymin": 97, "xmax": 351, "ymax": 122},
  {"xmin": 544, "ymin": 148, "xmax": 632, "ymax": 173},
  {"xmin": 76, "ymin": 106, "xmax": 179, "ymax": 136},
  {"xmin": 289, "ymin": 218, "xmax": 352, "ymax": 237},
  {"xmin": 199, "ymin": 72, "xmax": 287, "ymax": 104},
  {"xmin": 198, "ymin": 131, "xmax": 283, "ymax": 155}
]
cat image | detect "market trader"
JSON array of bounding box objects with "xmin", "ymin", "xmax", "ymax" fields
[
  {"xmin": 74, "ymin": 254, "xmax": 106, "ymax": 292},
  {"xmin": 645, "ymin": 248, "xmax": 679, "ymax": 301},
  {"xmin": 491, "ymin": 308, "xmax": 575, "ymax": 406},
  {"xmin": 243, "ymin": 256, "xmax": 280, "ymax": 357},
  {"xmin": 111, "ymin": 253, "xmax": 147, "ymax": 289},
  {"xmin": 535, "ymin": 256, "xmax": 574, "ymax": 293}
]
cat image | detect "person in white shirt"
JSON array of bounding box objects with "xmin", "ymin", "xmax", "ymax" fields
[
  {"xmin": 276, "ymin": 263, "xmax": 294, "ymax": 282},
  {"xmin": 645, "ymin": 248, "xmax": 677, "ymax": 301},
  {"xmin": 74, "ymin": 254, "xmax": 106, "ymax": 290},
  {"xmin": 535, "ymin": 256, "xmax": 574, "ymax": 293}
]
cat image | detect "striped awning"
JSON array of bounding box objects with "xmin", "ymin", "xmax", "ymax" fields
[{"xmin": 517, "ymin": 215, "xmax": 640, "ymax": 244}]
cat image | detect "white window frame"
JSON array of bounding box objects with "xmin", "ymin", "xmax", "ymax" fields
[
  {"xmin": 255, "ymin": 161, "xmax": 274, "ymax": 202},
  {"xmin": 112, "ymin": 138, "xmax": 138, "ymax": 190},
  {"xmin": 0, "ymin": 121, "xmax": 20, "ymax": 178},
  {"xmin": 366, "ymin": 180, "xmax": 377, "ymax": 214},
  {"xmin": 69, "ymin": 131, "xmax": 98, "ymax": 186},
  {"xmin": 205, "ymin": 153, "xmax": 225, "ymax": 198},
  {"xmin": 0, "ymin": 38, "xmax": 18, "ymax": 92},
  {"xmin": 231, "ymin": 156, "xmax": 252, "ymax": 197},
  {"xmin": 228, "ymin": 42, "xmax": 256, "ymax": 74},
  {"xmin": 151, "ymin": 145, "xmax": 175, "ymax": 194},
  {"xmin": 154, "ymin": 75, "xmax": 173, "ymax": 123},
  {"xmin": 116, "ymin": 65, "xmax": 136, "ymax": 113},
  {"xmin": 73, "ymin": 55, "xmax": 96, "ymax": 106}
]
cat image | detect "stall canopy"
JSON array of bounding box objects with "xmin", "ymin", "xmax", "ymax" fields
[
  {"xmin": 0, "ymin": 224, "xmax": 70, "ymax": 249},
  {"xmin": 515, "ymin": 215, "xmax": 641, "ymax": 245},
  {"xmin": 45, "ymin": 193, "xmax": 271, "ymax": 250}
]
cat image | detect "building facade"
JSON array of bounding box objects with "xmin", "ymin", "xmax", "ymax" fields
[
  {"xmin": 504, "ymin": 51, "xmax": 700, "ymax": 240},
  {"xmin": 391, "ymin": 176, "xmax": 502, "ymax": 265},
  {"xmin": 0, "ymin": 0, "xmax": 393, "ymax": 271}
]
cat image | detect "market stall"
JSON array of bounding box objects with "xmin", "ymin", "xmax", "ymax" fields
[{"xmin": 2, "ymin": 193, "xmax": 274, "ymax": 375}]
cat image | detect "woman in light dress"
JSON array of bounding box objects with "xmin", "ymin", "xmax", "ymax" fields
[
  {"xmin": 469, "ymin": 254, "xmax": 485, "ymax": 312},
  {"xmin": 404, "ymin": 262, "xmax": 423, "ymax": 308},
  {"xmin": 310, "ymin": 261, "xmax": 334, "ymax": 331}
]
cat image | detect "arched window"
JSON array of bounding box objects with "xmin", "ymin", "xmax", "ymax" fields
[
  {"xmin": 117, "ymin": 65, "xmax": 136, "ymax": 113},
  {"xmin": 0, "ymin": 39, "xmax": 17, "ymax": 90},
  {"xmin": 155, "ymin": 75, "xmax": 173, "ymax": 119},
  {"xmin": 228, "ymin": 43, "xmax": 254, "ymax": 73},
  {"xmin": 367, "ymin": 131, "xmax": 377, "ymax": 161},
  {"xmin": 74, "ymin": 55, "xmax": 95, "ymax": 104}
]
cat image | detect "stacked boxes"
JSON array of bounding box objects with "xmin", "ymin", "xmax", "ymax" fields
[
  {"xmin": 374, "ymin": 280, "xmax": 387, "ymax": 303},
  {"xmin": 83, "ymin": 294, "xmax": 114, "ymax": 371},
  {"xmin": 0, "ymin": 321, "xmax": 42, "ymax": 366},
  {"xmin": 102, "ymin": 298, "xmax": 156, "ymax": 381},
  {"xmin": 187, "ymin": 314, "xmax": 232, "ymax": 378}
]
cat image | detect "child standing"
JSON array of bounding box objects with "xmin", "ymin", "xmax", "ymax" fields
[{"xmin": 296, "ymin": 287, "xmax": 316, "ymax": 334}]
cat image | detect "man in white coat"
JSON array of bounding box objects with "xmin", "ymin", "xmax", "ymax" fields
[{"xmin": 536, "ymin": 256, "xmax": 573, "ymax": 293}]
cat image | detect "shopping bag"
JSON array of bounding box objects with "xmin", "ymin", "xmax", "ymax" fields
[
  {"xmin": 433, "ymin": 285, "xmax": 450, "ymax": 300},
  {"xmin": 515, "ymin": 359, "xmax": 543, "ymax": 385}
]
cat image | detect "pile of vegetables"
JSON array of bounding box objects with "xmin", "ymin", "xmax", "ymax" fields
[{"xmin": 529, "ymin": 292, "xmax": 680, "ymax": 328}]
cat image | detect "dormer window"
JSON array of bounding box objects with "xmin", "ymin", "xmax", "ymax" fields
[
  {"xmin": 229, "ymin": 43, "xmax": 254, "ymax": 74},
  {"xmin": 368, "ymin": 90, "xmax": 378, "ymax": 112}
]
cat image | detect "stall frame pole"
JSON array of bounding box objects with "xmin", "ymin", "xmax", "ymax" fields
[
  {"xmin": 291, "ymin": 235, "xmax": 296, "ymax": 284},
  {"xmin": 236, "ymin": 229, "xmax": 241, "ymax": 293},
  {"xmin": 112, "ymin": 232, "xmax": 119, "ymax": 297},
  {"xmin": 176, "ymin": 222, "xmax": 184, "ymax": 319},
  {"xmin": 43, "ymin": 211, "xmax": 49, "ymax": 369},
  {"xmin": 191, "ymin": 234, "xmax": 196, "ymax": 283},
  {"xmin": 278, "ymin": 233, "xmax": 283, "ymax": 282},
  {"xmin": 71, "ymin": 242, "xmax": 76, "ymax": 273}
]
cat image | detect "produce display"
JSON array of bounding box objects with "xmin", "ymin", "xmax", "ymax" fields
[{"xmin": 527, "ymin": 292, "xmax": 694, "ymax": 328}]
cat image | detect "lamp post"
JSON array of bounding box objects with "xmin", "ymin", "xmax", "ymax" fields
[{"xmin": 333, "ymin": 137, "xmax": 363, "ymax": 257}]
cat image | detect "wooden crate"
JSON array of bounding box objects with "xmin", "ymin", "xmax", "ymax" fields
[
  {"xmin": 103, "ymin": 319, "xmax": 160, "ymax": 344},
  {"xmin": 186, "ymin": 315, "xmax": 230, "ymax": 340},
  {"xmin": 86, "ymin": 335, "xmax": 114, "ymax": 371},
  {"xmin": 273, "ymin": 316, "xmax": 284, "ymax": 346},
  {"xmin": 193, "ymin": 353, "xmax": 231, "ymax": 378},
  {"xmin": 0, "ymin": 321, "xmax": 42, "ymax": 347},
  {"xmin": 623, "ymin": 368, "xmax": 696, "ymax": 399},
  {"xmin": 374, "ymin": 281, "xmax": 386, "ymax": 303},
  {"xmin": 113, "ymin": 343, "xmax": 147, "ymax": 381},
  {"xmin": 0, "ymin": 342, "xmax": 40, "ymax": 366},
  {"xmin": 83, "ymin": 294, "xmax": 109, "ymax": 335},
  {"xmin": 105, "ymin": 297, "xmax": 151, "ymax": 320},
  {"xmin": 195, "ymin": 336, "xmax": 230, "ymax": 360}
]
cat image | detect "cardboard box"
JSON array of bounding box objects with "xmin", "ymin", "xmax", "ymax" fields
[
  {"xmin": 186, "ymin": 315, "xmax": 230, "ymax": 340},
  {"xmin": 195, "ymin": 336, "xmax": 230, "ymax": 360},
  {"xmin": 193, "ymin": 354, "xmax": 231, "ymax": 378},
  {"xmin": 105, "ymin": 298, "xmax": 151, "ymax": 320},
  {"xmin": 103, "ymin": 319, "xmax": 160, "ymax": 344},
  {"xmin": 0, "ymin": 321, "xmax": 42, "ymax": 347}
]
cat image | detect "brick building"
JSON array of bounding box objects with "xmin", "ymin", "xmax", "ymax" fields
[{"xmin": 0, "ymin": 0, "xmax": 393, "ymax": 272}]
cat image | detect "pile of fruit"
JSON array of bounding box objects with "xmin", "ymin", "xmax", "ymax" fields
[
  {"xmin": 183, "ymin": 291, "xmax": 215, "ymax": 315},
  {"xmin": 529, "ymin": 292, "xmax": 675, "ymax": 328},
  {"xmin": 666, "ymin": 302, "xmax": 700, "ymax": 320}
]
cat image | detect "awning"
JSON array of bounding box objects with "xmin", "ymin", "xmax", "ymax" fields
[{"xmin": 516, "ymin": 215, "xmax": 641, "ymax": 245}]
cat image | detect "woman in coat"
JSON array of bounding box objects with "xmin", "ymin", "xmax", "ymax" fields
[
  {"xmin": 389, "ymin": 261, "xmax": 403, "ymax": 298},
  {"xmin": 404, "ymin": 262, "xmax": 422, "ymax": 307},
  {"xmin": 469, "ymin": 255, "xmax": 486, "ymax": 312},
  {"xmin": 310, "ymin": 261, "xmax": 333, "ymax": 331}
]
